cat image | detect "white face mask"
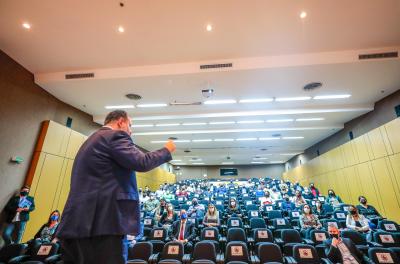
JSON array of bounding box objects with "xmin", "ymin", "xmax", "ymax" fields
[
  {"xmin": 230, "ymin": 202, "xmax": 235, "ymax": 206},
  {"xmin": 304, "ymin": 208, "xmax": 311, "ymax": 214}
]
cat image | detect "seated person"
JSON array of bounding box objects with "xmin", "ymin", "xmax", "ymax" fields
[
  {"xmin": 299, "ymin": 205, "xmax": 322, "ymax": 239},
  {"xmin": 302, "ymin": 187, "xmax": 314, "ymax": 200},
  {"xmin": 155, "ymin": 198, "xmax": 167, "ymax": 222},
  {"xmin": 313, "ymin": 200, "xmax": 326, "ymax": 218},
  {"xmin": 309, "ymin": 183, "xmax": 320, "ymax": 198},
  {"xmin": 155, "ymin": 185, "xmax": 165, "ymax": 198},
  {"xmin": 346, "ymin": 205, "xmax": 371, "ymax": 241},
  {"xmin": 325, "ymin": 189, "xmax": 342, "ymax": 209},
  {"xmin": 159, "ymin": 203, "xmax": 178, "ymax": 229},
  {"xmin": 187, "ymin": 198, "xmax": 205, "ymax": 218},
  {"xmin": 169, "ymin": 210, "xmax": 196, "ymax": 253},
  {"xmin": 34, "ymin": 210, "xmax": 60, "ymax": 243},
  {"xmin": 324, "ymin": 224, "xmax": 371, "ymax": 264},
  {"xmin": 259, "ymin": 191, "xmax": 274, "ymax": 206},
  {"xmin": 356, "ymin": 196, "xmax": 381, "ymax": 218},
  {"xmin": 227, "ymin": 198, "xmax": 242, "ymax": 217},
  {"xmin": 162, "ymin": 190, "xmax": 175, "ymax": 202},
  {"xmin": 143, "ymin": 193, "xmax": 160, "ymax": 217},
  {"xmin": 270, "ymin": 187, "xmax": 282, "ymax": 201},
  {"xmin": 203, "ymin": 203, "xmax": 220, "ymax": 227},
  {"xmin": 281, "ymin": 194, "xmax": 295, "ymax": 216},
  {"xmin": 292, "ymin": 190, "xmax": 307, "ymax": 208}
]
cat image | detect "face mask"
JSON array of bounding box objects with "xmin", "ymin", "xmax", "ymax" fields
[
  {"xmin": 350, "ymin": 210, "xmax": 357, "ymax": 215},
  {"xmin": 50, "ymin": 215, "xmax": 59, "ymax": 221},
  {"xmin": 180, "ymin": 213, "xmax": 187, "ymax": 219},
  {"xmin": 209, "ymin": 208, "xmax": 215, "ymax": 212},
  {"xmin": 304, "ymin": 208, "xmax": 310, "ymax": 214},
  {"xmin": 296, "ymin": 193, "xmax": 301, "ymax": 197},
  {"xmin": 168, "ymin": 206, "xmax": 173, "ymax": 211},
  {"xmin": 193, "ymin": 201, "xmax": 198, "ymax": 205},
  {"xmin": 285, "ymin": 197, "xmax": 290, "ymax": 201},
  {"xmin": 265, "ymin": 193, "xmax": 270, "ymax": 197},
  {"xmin": 330, "ymin": 234, "xmax": 339, "ymax": 239},
  {"xmin": 328, "ymin": 192, "xmax": 334, "ymax": 196},
  {"xmin": 230, "ymin": 202, "xmax": 235, "ymax": 206},
  {"xmin": 20, "ymin": 191, "xmax": 28, "ymax": 196},
  {"xmin": 360, "ymin": 199, "xmax": 367, "ymax": 204}
]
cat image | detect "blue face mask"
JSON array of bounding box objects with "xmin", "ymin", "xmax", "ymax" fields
[
  {"xmin": 50, "ymin": 215, "xmax": 59, "ymax": 221},
  {"xmin": 180, "ymin": 213, "xmax": 187, "ymax": 219}
]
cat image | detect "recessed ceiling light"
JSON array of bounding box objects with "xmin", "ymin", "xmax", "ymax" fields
[
  {"xmin": 117, "ymin": 25, "xmax": 125, "ymax": 33},
  {"xmin": 313, "ymin": 94, "xmax": 351, "ymax": 100},
  {"xmin": 270, "ymin": 161, "xmax": 284, "ymax": 163},
  {"xmin": 282, "ymin": 136, "xmax": 304, "ymax": 140},
  {"xmin": 173, "ymin": 163, "xmax": 187, "ymax": 165},
  {"xmin": 206, "ymin": 24, "xmax": 213, "ymax": 32},
  {"xmin": 296, "ymin": 118, "xmax": 324, "ymax": 122},
  {"xmin": 137, "ymin": 103, "xmax": 168, "ymax": 108},
  {"xmin": 253, "ymin": 157, "xmax": 268, "ymax": 160},
  {"xmin": 155, "ymin": 123, "xmax": 180, "ymax": 127},
  {"xmin": 280, "ymin": 153, "xmax": 299, "ymax": 156},
  {"xmin": 239, "ymin": 98, "xmax": 273, "ymax": 103},
  {"xmin": 171, "ymin": 159, "xmax": 182, "ymax": 162},
  {"xmin": 209, "ymin": 121, "xmax": 236, "ymax": 125},
  {"xmin": 214, "ymin": 138, "xmax": 234, "ymax": 142},
  {"xmin": 182, "ymin": 122, "xmax": 207, "ymax": 126},
  {"xmin": 266, "ymin": 119, "xmax": 294, "ymax": 123},
  {"xmin": 300, "ymin": 11, "xmax": 307, "ymax": 19},
  {"xmin": 236, "ymin": 138, "xmax": 258, "ymax": 141},
  {"xmin": 275, "ymin": 97, "xmax": 311, "ymax": 102},
  {"xmin": 131, "ymin": 124, "xmax": 154, "ymax": 128},
  {"xmin": 22, "ymin": 22, "xmax": 31, "ymax": 29},
  {"xmin": 222, "ymin": 161, "xmax": 234, "ymax": 165},
  {"xmin": 204, "ymin": 99, "xmax": 237, "ymax": 105},
  {"xmin": 259, "ymin": 137, "xmax": 280, "ymax": 141},
  {"xmin": 192, "ymin": 162, "xmax": 205, "ymax": 165},
  {"xmin": 237, "ymin": 120, "xmax": 264, "ymax": 124},
  {"xmin": 105, "ymin": 105, "xmax": 135, "ymax": 109},
  {"xmin": 192, "ymin": 139, "xmax": 213, "ymax": 142},
  {"xmin": 251, "ymin": 161, "xmax": 265, "ymax": 164},
  {"xmin": 151, "ymin": 140, "xmax": 168, "ymax": 144}
]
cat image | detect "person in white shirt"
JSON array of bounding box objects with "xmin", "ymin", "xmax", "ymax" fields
[
  {"xmin": 270, "ymin": 187, "xmax": 282, "ymax": 202},
  {"xmin": 346, "ymin": 205, "xmax": 371, "ymax": 241}
]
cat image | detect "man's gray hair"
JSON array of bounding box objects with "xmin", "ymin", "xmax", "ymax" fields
[{"xmin": 104, "ymin": 110, "xmax": 128, "ymax": 125}]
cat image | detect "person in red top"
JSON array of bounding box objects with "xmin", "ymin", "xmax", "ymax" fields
[{"xmin": 309, "ymin": 183, "xmax": 320, "ymax": 198}]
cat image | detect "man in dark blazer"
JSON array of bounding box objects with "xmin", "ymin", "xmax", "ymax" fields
[
  {"xmin": 169, "ymin": 209, "xmax": 196, "ymax": 253},
  {"xmin": 2, "ymin": 186, "xmax": 35, "ymax": 245},
  {"xmin": 57, "ymin": 110, "xmax": 175, "ymax": 264},
  {"xmin": 324, "ymin": 225, "xmax": 371, "ymax": 264}
]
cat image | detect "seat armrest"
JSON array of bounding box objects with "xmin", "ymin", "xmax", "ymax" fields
[
  {"xmin": 268, "ymin": 225, "xmax": 275, "ymax": 230},
  {"xmin": 8, "ymin": 255, "xmax": 31, "ymax": 264},
  {"xmin": 321, "ymin": 258, "xmax": 334, "ymax": 264},
  {"xmin": 244, "ymin": 224, "xmax": 250, "ymax": 229},
  {"xmin": 182, "ymin": 254, "xmax": 191, "ymax": 264},
  {"xmin": 274, "ymin": 238, "xmax": 284, "ymax": 244},
  {"xmin": 284, "ymin": 256, "xmax": 297, "ymax": 264},
  {"xmin": 293, "ymin": 226, "xmax": 301, "ymax": 231},
  {"xmin": 198, "ymin": 224, "xmax": 204, "ymax": 229},
  {"xmin": 220, "ymin": 224, "xmax": 227, "ymax": 229},
  {"xmin": 220, "ymin": 237, "xmax": 227, "ymax": 243},
  {"xmin": 247, "ymin": 237, "xmax": 255, "ymax": 243},
  {"xmin": 368, "ymin": 241, "xmax": 383, "ymax": 247},
  {"xmin": 45, "ymin": 254, "xmax": 61, "ymax": 264},
  {"xmin": 303, "ymin": 239, "xmax": 315, "ymax": 245},
  {"xmin": 149, "ymin": 253, "xmax": 159, "ymax": 264},
  {"xmin": 250, "ymin": 255, "xmax": 260, "ymax": 264},
  {"xmin": 216, "ymin": 253, "xmax": 225, "ymax": 264},
  {"xmin": 139, "ymin": 236, "xmax": 147, "ymax": 241}
]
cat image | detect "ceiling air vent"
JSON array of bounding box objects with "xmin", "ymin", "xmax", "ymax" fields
[
  {"xmin": 358, "ymin": 52, "xmax": 398, "ymax": 60},
  {"xmin": 200, "ymin": 63, "xmax": 233, "ymax": 70},
  {"xmin": 65, "ymin": 73, "xmax": 95, "ymax": 79},
  {"xmin": 303, "ymin": 82, "xmax": 322, "ymax": 91}
]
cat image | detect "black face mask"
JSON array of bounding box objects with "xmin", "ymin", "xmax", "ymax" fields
[
  {"xmin": 360, "ymin": 199, "xmax": 367, "ymax": 204},
  {"xmin": 20, "ymin": 191, "xmax": 28, "ymax": 196},
  {"xmin": 330, "ymin": 234, "xmax": 339, "ymax": 239},
  {"xmin": 285, "ymin": 197, "xmax": 290, "ymax": 201},
  {"xmin": 350, "ymin": 210, "xmax": 357, "ymax": 215}
]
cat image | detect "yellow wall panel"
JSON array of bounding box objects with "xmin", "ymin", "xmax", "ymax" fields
[
  {"xmin": 352, "ymin": 136, "xmax": 371, "ymax": 163},
  {"xmin": 22, "ymin": 154, "xmax": 64, "ymax": 242},
  {"xmin": 343, "ymin": 167, "xmax": 362, "ymax": 205},
  {"xmin": 29, "ymin": 153, "xmax": 46, "ymax": 195},
  {"xmin": 389, "ymin": 153, "xmax": 400, "ymax": 197},
  {"xmin": 367, "ymin": 128, "xmax": 388, "ymax": 159},
  {"xmin": 41, "ymin": 121, "xmax": 70, "ymax": 156},
  {"xmin": 385, "ymin": 118, "xmax": 400, "ymax": 154},
  {"xmin": 341, "ymin": 143, "xmax": 357, "ymax": 167},
  {"xmin": 55, "ymin": 159, "xmax": 74, "ymax": 213},
  {"xmin": 65, "ymin": 131, "xmax": 86, "ymax": 159},
  {"xmin": 370, "ymin": 158, "xmax": 400, "ymax": 222},
  {"xmin": 380, "ymin": 127, "xmax": 393, "ymax": 156}
]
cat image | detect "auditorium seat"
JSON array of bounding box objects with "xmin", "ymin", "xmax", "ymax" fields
[
  {"xmin": 373, "ymin": 231, "xmax": 400, "ymax": 248},
  {"xmin": 224, "ymin": 241, "xmax": 250, "ymax": 264},
  {"xmin": 0, "ymin": 244, "xmax": 28, "ymax": 264},
  {"xmin": 191, "ymin": 241, "xmax": 217, "ymax": 264},
  {"xmin": 147, "ymin": 227, "xmax": 168, "ymax": 253},
  {"xmin": 256, "ymin": 242, "xmax": 285, "ymax": 264},
  {"xmin": 309, "ymin": 230, "xmax": 329, "ymax": 258},
  {"xmin": 292, "ymin": 244, "xmax": 333, "ymax": 264},
  {"xmin": 368, "ymin": 247, "xmax": 400, "ymax": 264},
  {"xmin": 378, "ymin": 220, "xmax": 400, "ymax": 234},
  {"xmin": 158, "ymin": 241, "xmax": 189, "ymax": 264},
  {"xmin": 127, "ymin": 242, "xmax": 153, "ymax": 264},
  {"xmin": 281, "ymin": 229, "xmax": 311, "ymax": 256},
  {"xmin": 227, "ymin": 228, "xmax": 247, "ymax": 243},
  {"xmin": 199, "ymin": 227, "xmax": 223, "ymax": 253},
  {"xmin": 8, "ymin": 243, "xmax": 59, "ymax": 264},
  {"xmin": 340, "ymin": 230, "xmax": 377, "ymax": 254}
]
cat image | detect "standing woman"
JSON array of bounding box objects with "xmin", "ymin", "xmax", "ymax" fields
[{"xmin": 203, "ymin": 203, "xmax": 220, "ymax": 227}]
